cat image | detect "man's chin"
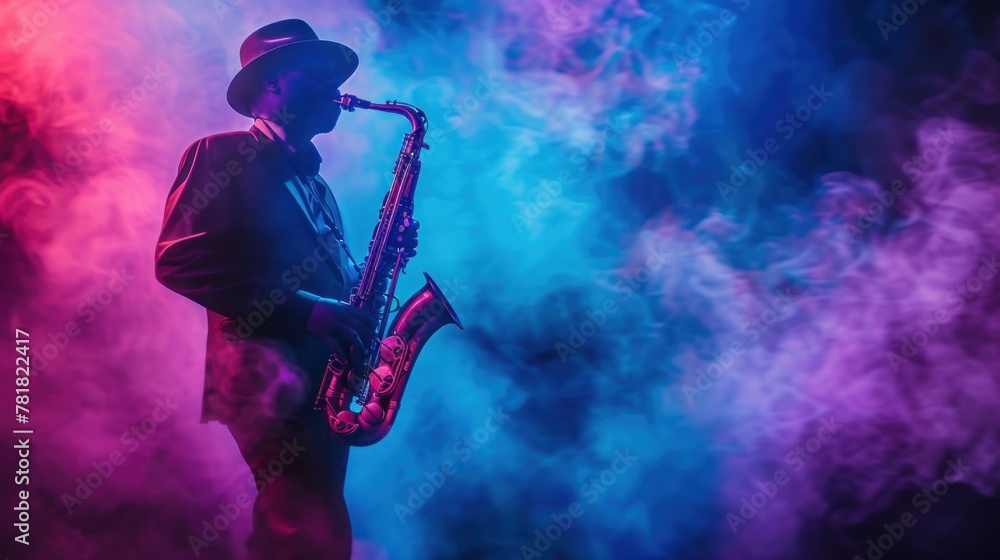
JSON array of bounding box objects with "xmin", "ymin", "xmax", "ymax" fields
[
  {"xmin": 318, "ymin": 111, "xmax": 340, "ymax": 133},
  {"xmin": 311, "ymin": 118, "xmax": 338, "ymax": 136}
]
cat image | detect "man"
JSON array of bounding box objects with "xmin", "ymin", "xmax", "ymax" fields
[{"xmin": 154, "ymin": 19, "xmax": 417, "ymax": 559}]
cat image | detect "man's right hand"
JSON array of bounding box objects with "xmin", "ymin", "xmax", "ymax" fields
[{"xmin": 306, "ymin": 298, "xmax": 377, "ymax": 366}]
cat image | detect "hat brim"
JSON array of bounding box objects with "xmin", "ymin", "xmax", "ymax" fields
[{"xmin": 226, "ymin": 40, "xmax": 359, "ymax": 118}]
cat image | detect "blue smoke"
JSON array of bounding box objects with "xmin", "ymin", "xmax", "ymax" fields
[{"xmin": 5, "ymin": 0, "xmax": 1000, "ymax": 559}]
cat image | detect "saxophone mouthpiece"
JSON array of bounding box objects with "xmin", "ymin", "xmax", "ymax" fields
[{"xmin": 336, "ymin": 94, "xmax": 371, "ymax": 112}]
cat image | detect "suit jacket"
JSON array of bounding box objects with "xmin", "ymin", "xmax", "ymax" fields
[{"xmin": 155, "ymin": 124, "xmax": 355, "ymax": 424}]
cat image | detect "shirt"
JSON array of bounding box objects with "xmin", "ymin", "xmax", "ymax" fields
[{"xmin": 254, "ymin": 117, "xmax": 356, "ymax": 297}]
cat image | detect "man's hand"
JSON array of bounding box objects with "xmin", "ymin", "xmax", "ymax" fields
[
  {"xmin": 307, "ymin": 298, "xmax": 377, "ymax": 365},
  {"xmin": 386, "ymin": 216, "xmax": 419, "ymax": 259}
]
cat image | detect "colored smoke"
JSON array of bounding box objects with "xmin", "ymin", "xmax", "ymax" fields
[{"xmin": 2, "ymin": 0, "xmax": 1000, "ymax": 559}]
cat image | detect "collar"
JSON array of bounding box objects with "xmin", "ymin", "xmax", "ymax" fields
[
  {"xmin": 253, "ymin": 117, "xmax": 323, "ymax": 178},
  {"xmin": 254, "ymin": 116, "xmax": 288, "ymax": 144}
]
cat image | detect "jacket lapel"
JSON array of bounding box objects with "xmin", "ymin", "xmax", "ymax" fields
[
  {"xmin": 249, "ymin": 125, "xmax": 317, "ymax": 234},
  {"xmin": 248, "ymin": 125, "xmax": 346, "ymax": 281}
]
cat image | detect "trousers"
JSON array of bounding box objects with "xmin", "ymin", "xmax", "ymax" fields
[{"xmin": 226, "ymin": 409, "xmax": 353, "ymax": 560}]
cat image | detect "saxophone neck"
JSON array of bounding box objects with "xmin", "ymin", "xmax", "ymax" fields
[{"xmin": 335, "ymin": 94, "xmax": 427, "ymax": 133}]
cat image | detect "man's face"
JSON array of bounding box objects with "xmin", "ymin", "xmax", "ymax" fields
[{"xmin": 271, "ymin": 59, "xmax": 343, "ymax": 137}]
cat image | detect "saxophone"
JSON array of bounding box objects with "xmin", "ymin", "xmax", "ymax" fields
[{"xmin": 313, "ymin": 94, "xmax": 463, "ymax": 446}]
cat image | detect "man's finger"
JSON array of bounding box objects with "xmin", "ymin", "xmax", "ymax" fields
[
  {"xmin": 323, "ymin": 336, "xmax": 349, "ymax": 360},
  {"xmin": 330, "ymin": 315, "xmax": 375, "ymax": 340},
  {"xmin": 342, "ymin": 316, "xmax": 375, "ymax": 343},
  {"xmin": 349, "ymin": 340, "xmax": 366, "ymax": 366},
  {"xmin": 341, "ymin": 307, "xmax": 377, "ymax": 332}
]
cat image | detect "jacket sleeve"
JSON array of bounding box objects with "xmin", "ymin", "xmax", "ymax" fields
[{"xmin": 154, "ymin": 137, "xmax": 320, "ymax": 339}]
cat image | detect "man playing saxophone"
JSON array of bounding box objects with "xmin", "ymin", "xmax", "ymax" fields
[{"xmin": 154, "ymin": 19, "xmax": 417, "ymax": 560}]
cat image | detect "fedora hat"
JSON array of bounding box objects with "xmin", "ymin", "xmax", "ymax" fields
[{"xmin": 226, "ymin": 19, "xmax": 359, "ymax": 117}]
